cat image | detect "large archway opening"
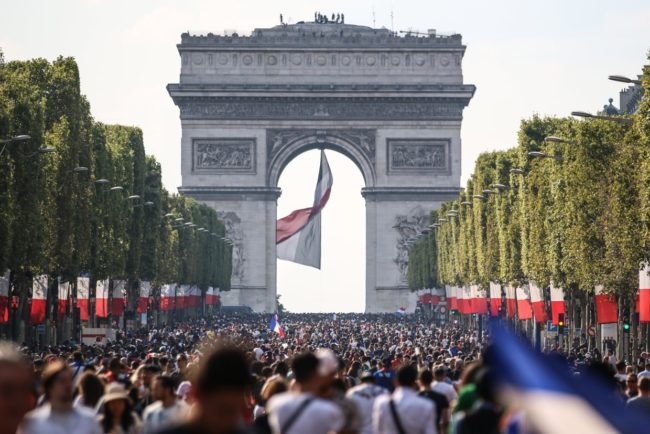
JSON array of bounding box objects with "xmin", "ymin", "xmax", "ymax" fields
[{"xmin": 276, "ymin": 149, "xmax": 366, "ymax": 312}]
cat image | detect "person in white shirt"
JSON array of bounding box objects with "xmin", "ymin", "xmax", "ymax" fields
[
  {"xmin": 142, "ymin": 375, "xmax": 188, "ymax": 433},
  {"xmin": 346, "ymin": 372, "xmax": 389, "ymax": 434},
  {"xmin": 373, "ymin": 364, "xmax": 436, "ymax": 434},
  {"xmin": 638, "ymin": 363, "xmax": 650, "ymax": 379},
  {"xmin": 19, "ymin": 361, "xmax": 102, "ymax": 434},
  {"xmin": 431, "ymin": 366, "xmax": 458, "ymax": 404},
  {"xmin": 268, "ymin": 352, "xmax": 344, "ymax": 434}
]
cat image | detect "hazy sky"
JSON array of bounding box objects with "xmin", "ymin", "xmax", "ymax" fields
[{"xmin": 2, "ymin": 0, "xmax": 649, "ymax": 312}]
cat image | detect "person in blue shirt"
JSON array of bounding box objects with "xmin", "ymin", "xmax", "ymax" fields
[{"xmin": 373, "ymin": 359, "xmax": 396, "ymax": 392}]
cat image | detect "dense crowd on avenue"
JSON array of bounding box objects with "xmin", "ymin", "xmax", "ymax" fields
[{"xmin": 1, "ymin": 313, "xmax": 650, "ymax": 434}]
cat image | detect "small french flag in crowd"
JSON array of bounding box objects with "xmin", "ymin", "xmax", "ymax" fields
[
  {"xmin": 486, "ymin": 321, "xmax": 650, "ymax": 433},
  {"xmin": 395, "ymin": 307, "xmax": 406, "ymax": 315},
  {"xmin": 270, "ymin": 314, "xmax": 285, "ymax": 338}
]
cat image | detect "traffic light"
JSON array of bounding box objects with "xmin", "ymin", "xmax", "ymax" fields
[
  {"xmin": 558, "ymin": 313, "xmax": 565, "ymax": 335},
  {"xmin": 623, "ymin": 321, "xmax": 631, "ymax": 332}
]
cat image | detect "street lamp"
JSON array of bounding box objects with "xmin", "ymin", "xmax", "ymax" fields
[
  {"xmin": 482, "ymin": 189, "xmax": 494, "ymax": 195},
  {"xmin": 608, "ymin": 75, "xmax": 642, "ymax": 85},
  {"xmin": 94, "ymin": 178, "xmax": 110, "ymax": 185},
  {"xmin": 144, "ymin": 201, "xmax": 154, "ymax": 207},
  {"xmin": 127, "ymin": 195, "xmax": 140, "ymax": 200},
  {"xmin": 545, "ymin": 136, "xmax": 575, "ymax": 144},
  {"xmin": 472, "ymin": 194, "xmax": 485, "ymax": 200},
  {"xmin": 110, "ymin": 186, "xmax": 124, "ymax": 192},
  {"xmin": 460, "ymin": 201, "xmax": 472, "ymax": 207},
  {"xmin": 571, "ymin": 110, "xmax": 633, "ymax": 125},
  {"xmin": 492, "ymin": 183, "xmax": 507, "ymax": 190},
  {"xmin": 510, "ymin": 168, "xmax": 525, "ymax": 175},
  {"xmin": 0, "ymin": 134, "xmax": 31, "ymax": 158}
]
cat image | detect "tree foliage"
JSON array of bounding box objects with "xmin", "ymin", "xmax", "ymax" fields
[{"xmin": 408, "ymin": 60, "xmax": 650, "ymax": 298}]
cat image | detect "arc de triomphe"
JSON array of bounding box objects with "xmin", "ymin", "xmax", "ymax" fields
[{"xmin": 168, "ymin": 21, "xmax": 475, "ymax": 312}]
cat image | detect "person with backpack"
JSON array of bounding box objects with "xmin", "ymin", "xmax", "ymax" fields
[{"xmin": 373, "ymin": 364, "xmax": 436, "ymax": 434}]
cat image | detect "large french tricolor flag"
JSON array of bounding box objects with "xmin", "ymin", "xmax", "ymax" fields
[
  {"xmin": 270, "ymin": 314, "xmax": 285, "ymax": 338},
  {"xmin": 486, "ymin": 321, "xmax": 650, "ymax": 433},
  {"xmin": 277, "ymin": 150, "xmax": 333, "ymax": 269}
]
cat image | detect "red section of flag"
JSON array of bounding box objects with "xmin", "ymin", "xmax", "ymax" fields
[
  {"xmin": 95, "ymin": 280, "xmax": 109, "ymax": 318},
  {"xmin": 0, "ymin": 297, "xmax": 8, "ymax": 324},
  {"xmin": 137, "ymin": 297, "xmax": 148, "ymax": 314},
  {"xmin": 595, "ymin": 286, "xmax": 618, "ymax": 324}
]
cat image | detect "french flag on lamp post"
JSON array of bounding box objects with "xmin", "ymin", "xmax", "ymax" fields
[
  {"xmin": 529, "ymin": 282, "xmax": 547, "ymax": 323},
  {"xmin": 550, "ymin": 284, "xmax": 566, "ymax": 325},
  {"xmin": 595, "ymin": 285, "xmax": 618, "ymax": 324},
  {"xmin": 0, "ymin": 270, "xmax": 9, "ymax": 324},
  {"xmin": 77, "ymin": 275, "xmax": 90, "ymax": 321},
  {"xmin": 270, "ymin": 314, "xmax": 285, "ymax": 338},
  {"xmin": 489, "ymin": 282, "xmax": 502, "ymax": 317},
  {"xmin": 486, "ymin": 321, "xmax": 650, "ymax": 433},
  {"xmin": 639, "ymin": 262, "xmax": 650, "ymax": 323},
  {"xmin": 31, "ymin": 275, "xmax": 48, "ymax": 325},
  {"xmin": 516, "ymin": 285, "xmax": 533, "ymax": 320}
]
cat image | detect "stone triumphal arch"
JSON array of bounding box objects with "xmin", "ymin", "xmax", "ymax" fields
[{"xmin": 168, "ymin": 20, "xmax": 475, "ymax": 312}]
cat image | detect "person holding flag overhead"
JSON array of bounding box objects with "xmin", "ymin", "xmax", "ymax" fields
[{"xmin": 270, "ymin": 314, "xmax": 285, "ymax": 338}]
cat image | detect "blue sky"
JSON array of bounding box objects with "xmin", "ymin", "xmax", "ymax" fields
[{"xmin": 2, "ymin": 0, "xmax": 649, "ymax": 311}]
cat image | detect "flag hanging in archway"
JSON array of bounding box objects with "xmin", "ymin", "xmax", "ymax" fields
[{"xmin": 276, "ymin": 150, "xmax": 333, "ymax": 269}]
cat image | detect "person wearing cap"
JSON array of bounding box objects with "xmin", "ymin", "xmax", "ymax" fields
[
  {"xmin": 98, "ymin": 383, "xmax": 142, "ymax": 434},
  {"xmin": 345, "ymin": 371, "xmax": 389, "ymax": 434},
  {"xmin": 267, "ymin": 352, "xmax": 344, "ymax": 434},
  {"xmin": 19, "ymin": 361, "xmax": 102, "ymax": 434}
]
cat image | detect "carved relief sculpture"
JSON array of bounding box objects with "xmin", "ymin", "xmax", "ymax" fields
[
  {"xmin": 393, "ymin": 206, "xmax": 429, "ymax": 282},
  {"xmin": 193, "ymin": 138, "xmax": 255, "ymax": 172},
  {"xmin": 387, "ymin": 139, "xmax": 450, "ymax": 173},
  {"xmin": 217, "ymin": 211, "xmax": 245, "ymax": 283}
]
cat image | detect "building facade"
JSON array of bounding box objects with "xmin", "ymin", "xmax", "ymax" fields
[{"xmin": 168, "ymin": 20, "xmax": 475, "ymax": 312}]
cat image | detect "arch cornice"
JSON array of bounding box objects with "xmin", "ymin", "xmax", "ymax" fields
[{"xmin": 266, "ymin": 129, "xmax": 376, "ymax": 188}]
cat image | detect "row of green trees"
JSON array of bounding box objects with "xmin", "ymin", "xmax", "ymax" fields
[
  {"xmin": 408, "ymin": 64, "xmax": 650, "ymax": 301},
  {"xmin": 0, "ymin": 53, "xmax": 232, "ymax": 324}
]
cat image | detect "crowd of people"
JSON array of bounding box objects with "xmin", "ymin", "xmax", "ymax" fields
[{"xmin": 0, "ymin": 312, "xmax": 648, "ymax": 434}]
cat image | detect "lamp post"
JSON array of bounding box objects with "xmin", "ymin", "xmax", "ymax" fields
[
  {"xmin": 0, "ymin": 134, "xmax": 31, "ymax": 158},
  {"xmin": 571, "ymin": 111, "xmax": 633, "ymax": 125},
  {"xmin": 608, "ymin": 75, "xmax": 642, "ymax": 85}
]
